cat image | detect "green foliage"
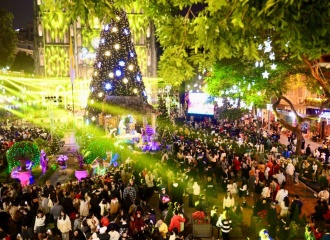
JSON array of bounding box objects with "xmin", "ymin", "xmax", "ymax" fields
[
  {"xmin": 48, "ymin": 134, "xmax": 62, "ymax": 156},
  {"xmin": 10, "ymin": 52, "xmax": 34, "ymax": 73},
  {"xmin": 318, "ymin": 175, "xmax": 328, "ymax": 189},
  {"xmin": 0, "ymin": 8, "xmax": 17, "ymax": 68},
  {"xmin": 33, "ymin": 138, "xmax": 50, "ymax": 154},
  {"xmin": 157, "ymin": 95, "xmax": 170, "ymax": 126},
  {"xmin": 219, "ymin": 108, "xmax": 248, "ymax": 122},
  {"xmin": 71, "ymin": 149, "xmax": 91, "ymax": 169},
  {"xmin": 85, "ymin": 138, "xmax": 114, "ymax": 164},
  {"xmin": 6, "ymin": 141, "xmax": 40, "ymax": 172}
]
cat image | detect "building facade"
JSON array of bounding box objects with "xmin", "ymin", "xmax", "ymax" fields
[{"xmin": 33, "ymin": 0, "xmax": 159, "ymax": 110}]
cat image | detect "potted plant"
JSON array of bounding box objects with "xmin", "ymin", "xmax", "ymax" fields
[
  {"xmin": 192, "ymin": 211, "xmax": 212, "ymax": 238},
  {"xmin": 56, "ymin": 155, "xmax": 68, "ymax": 170},
  {"xmin": 72, "ymin": 149, "xmax": 90, "ymax": 169},
  {"xmin": 6, "ymin": 141, "xmax": 40, "ymax": 186},
  {"xmin": 71, "ymin": 149, "xmax": 90, "ymax": 181}
]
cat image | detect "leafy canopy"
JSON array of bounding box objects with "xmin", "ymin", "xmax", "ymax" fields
[
  {"xmin": 0, "ymin": 8, "xmax": 17, "ymax": 68},
  {"xmin": 50, "ymin": 0, "xmax": 330, "ymax": 85}
]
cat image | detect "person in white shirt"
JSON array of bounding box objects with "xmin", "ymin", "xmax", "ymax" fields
[
  {"xmin": 286, "ymin": 159, "xmax": 295, "ymax": 186},
  {"xmin": 317, "ymin": 188, "xmax": 330, "ymax": 202},
  {"xmin": 223, "ymin": 191, "xmax": 235, "ymax": 210},
  {"xmin": 275, "ymin": 185, "xmax": 288, "ymax": 205},
  {"xmin": 192, "ymin": 181, "xmax": 201, "ymax": 203},
  {"xmin": 34, "ymin": 209, "xmax": 46, "ymax": 239},
  {"xmin": 108, "ymin": 225, "xmax": 120, "ymax": 240},
  {"xmin": 57, "ymin": 210, "xmax": 71, "ymax": 240},
  {"xmin": 312, "ymin": 161, "xmax": 318, "ymax": 183}
]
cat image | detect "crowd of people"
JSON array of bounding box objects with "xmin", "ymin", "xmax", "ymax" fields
[{"xmin": 1, "ymin": 116, "xmax": 330, "ymax": 240}]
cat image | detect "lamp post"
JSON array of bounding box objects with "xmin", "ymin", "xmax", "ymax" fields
[{"xmin": 45, "ymin": 96, "xmax": 62, "ymax": 139}]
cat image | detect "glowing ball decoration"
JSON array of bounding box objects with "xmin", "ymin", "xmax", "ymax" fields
[
  {"xmin": 123, "ymin": 78, "xmax": 128, "ymax": 84},
  {"xmin": 118, "ymin": 61, "xmax": 125, "ymax": 67},
  {"xmin": 105, "ymin": 83, "xmax": 112, "ymax": 90},
  {"xmin": 115, "ymin": 70, "xmax": 122, "ymax": 77},
  {"xmin": 6, "ymin": 141, "xmax": 40, "ymax": 172}
]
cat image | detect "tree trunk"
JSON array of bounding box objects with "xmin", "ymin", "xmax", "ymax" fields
[
  {"xmin": 295, "ymin": 123, "xmax": 303, "ymax": 156},
  {"xmin": 20, "ymin": 160, "xmax": 26, "ymax": 171}
]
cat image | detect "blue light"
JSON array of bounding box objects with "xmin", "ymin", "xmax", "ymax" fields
[
  {"xmin": 115, "ymin": 70, "xmax": 122, "ymax": 77},
  {"xmin": 105, "ymin": 83, "xmax": 112, "ymax": 90},
  {"xmin": 118, "ymin": 61, "xmax": 125, "ymax": 66},
  {"xmin": 130, "ymin": 52, "xmax": 135, "ymax": 57},
  {"xmin": 136, "ymin": 75, "xmax": 141, "ymax": 81},
  {"xmin": 143, "ymin": 91, "xmax": 147, "ymax": 96},
  {"xmin": 124, "ymin": 28, "xmax": 129, "ymax": 35},
  {"xmin": 91, "ymin": 87, "xmax": 94, "ymax": 92},
  {"xmin": 104, "ymin": 24, "xmax": 109, "ymax": 31}
]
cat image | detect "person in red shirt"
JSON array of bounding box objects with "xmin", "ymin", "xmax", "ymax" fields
[
  {"xmin": 100, "ymin": 211, "xmax": 110, "ymax": 227},
  {"xmin": 168, "ymin": 210, "xmax": 185, "ymax": 232},
  {"xmin": 233, "ymin": 156, "xmax": 241, "ymax": 178},
  {"xmin": 129, "ymin": 211, "xmax": 145, "ymax": 237}
]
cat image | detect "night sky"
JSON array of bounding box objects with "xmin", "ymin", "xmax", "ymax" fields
[{"xmin": 0, "ymin": 0, "xmax": 33, "ymax": 29}]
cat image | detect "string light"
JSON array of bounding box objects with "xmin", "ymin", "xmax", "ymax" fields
[{"xmin": 104, "ymin": 51, "xmax": 111, "ymax": 56}]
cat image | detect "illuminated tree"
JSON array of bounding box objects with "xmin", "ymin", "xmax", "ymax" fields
[
  {"xmin": 6, "ymin": 141, "xmax": 40, "ymax": 172},
  {"xmin": 85, "ymin": 6, "xmax": 148, "ymax": 123}
]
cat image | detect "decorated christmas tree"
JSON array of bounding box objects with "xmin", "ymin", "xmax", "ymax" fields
[
  {"xmin": 85, "ymin": 7, "xmax": 151, "ymax": 124},
  {"xmin": 157, "ymin": 95, "xmax": 170, "ymax": 125}
]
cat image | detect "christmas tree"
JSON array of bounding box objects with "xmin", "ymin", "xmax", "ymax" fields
[
  {"xmin": 85, "ymin": 7, "xmax": 149, "ymax": 124},
  {"xmin": 157, "ymin": 95, "xmax": 170, "ymax": 125}
]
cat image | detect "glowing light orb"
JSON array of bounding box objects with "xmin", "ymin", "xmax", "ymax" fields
[
  {"xmin": 109, "ymin": 72, "xmax": 114, "ymax": 78},
  {"xmin": 94, "ymin": 71, "xmax": 98, "ymax": 76},
  {"xmin": 118, "ymin": 61, "xmax": 125, "ymax": 66},
  {"xmin": 124, "ymin": 28, "xmax": 129, "ymax": 35},
  {"xmin": 91, "ymin": 100, "xmax": 95, "ymax": 104},
  {"xmin": 98, "ymin": 62, "xmax": 102, "ymax": 68},
  {"xmin": 143, "ymin": 91, "xmax": 147, "ymax": 96},
  {"xmin": 104, "ymin": 51, "xmax": 111, "ymax": 56},
  {"xmin": 101, "ymin": 38, "xmax": 105, "ymax": 44},
  {"xmin": 136, "ymin": 75, "xmax": 141, "ymax": 81},
  {"xmin": 116, "ymin": 16, "xmax": 120, "ymax": 21},
  {"xmin": 130, "ymin": 52, "xmax": 135, "ymax": 57},
  {"xmin": 114, "ymin": 44, "xmax": 120, "ymax": 50},
  {"xmin": 91, "ymin": 116, "xmax": 96, "ymax": 121},
  {"xmin": 128, "ymin": 64, "xmax": 134, "ymax": 71},
  {"xmin": 133, "ymin": 88, "xmax": 138, "ymax": 93},
  {"xmin": 105, "ymin": 83, "xmax": 112, "ymax": 90},
  {"xmin": 112, "ymin": 27, "xmax": 118, "ymax": 33},
  {"xmin": 105, "ymin": 24, "xmax": 109, "ymax": 31},
  {"xmin": 123, "ymin": 78, "xmax": 128, "ymax": 84},
  {"xmin": 115, "ymin": 70, "xmax": 122, "ymax": 77},
  {"xmin": 98, "ymin": 92, "xmax": 103, "ymax": 98}
]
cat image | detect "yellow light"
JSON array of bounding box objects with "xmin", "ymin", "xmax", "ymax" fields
[
  {"xmin": 133, "ymin": 88, "xmax": 138, "ymax": 93},
  {"xmin": 112, "ymin": 27, "xmax": 118, "ymax": 33},
  {"xmin": 128, "ymin": 65, "xmax": 134, "ymax": 71},
  {"xmin": 104, "ymin": 51, "xmax": 111, "ymax": 56},
  {"xmin": 91, "ymin": 116, "xmax": 96, "ymax": 121},
  {"xmin": 86, "ymin": 111, "xmax": 89, "ymax": 115},
  {"xmin": 114, "ymin": 44, "xmax": 120, "ymax": 50},
  {"xmin": 109, "ymin": 72, "xmax": 114, "ymax": 78},
  {"xmin": 91, "ymin": 100, "xmax": 95, "ymax": 104},
  {"xmin": 98, "ymin": 92, "xmax": 103, "ymax": 97},
  {"xmin": 123, "ymin": 78, "xmax": 128, "ymax": 84},
  {"xmin": 116, "ymin": 16, "xmax": 120, "ymax": 21},
  {"xmin": 94, "ymin": 71, "xmax": 98, "ymax": 76}
]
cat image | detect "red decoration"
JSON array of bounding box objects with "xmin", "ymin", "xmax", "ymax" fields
[{"xmin": 192, "ymin": 211, "xmax": 208, "ymax": 224}]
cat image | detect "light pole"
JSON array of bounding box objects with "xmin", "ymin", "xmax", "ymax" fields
[{"xmin": 45, "ymin": 96, "xmax": 62, "ymax": 140}]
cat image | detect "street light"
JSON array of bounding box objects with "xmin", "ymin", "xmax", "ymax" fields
[{"xmin": 45, "ymin": 96, "xmax": 62, "ymax": 139}]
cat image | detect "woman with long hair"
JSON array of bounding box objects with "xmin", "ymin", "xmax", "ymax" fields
[
  {"xmin": 34, "ymin": 209, "xmax": 46, "ymax": 240},
  {"xmin": 280, "ymin": 196, "xmax": 290, "ymax": 217},
  {"xmin": 57, "ymin": 210, "xmax": 71, "ymax": 240},
  {"xmin": 223, "ymin": 191, "xmax": 235, "ymax": 211}
]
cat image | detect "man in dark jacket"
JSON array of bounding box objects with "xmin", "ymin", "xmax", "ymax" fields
[{"xmin": 61, "ymin": 192, "xmax": 75, "ymax": 216}]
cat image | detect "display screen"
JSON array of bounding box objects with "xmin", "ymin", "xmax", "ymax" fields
[{"xmin": 187, "ymin": 93, "xmax": 218, "ymax": 115}]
